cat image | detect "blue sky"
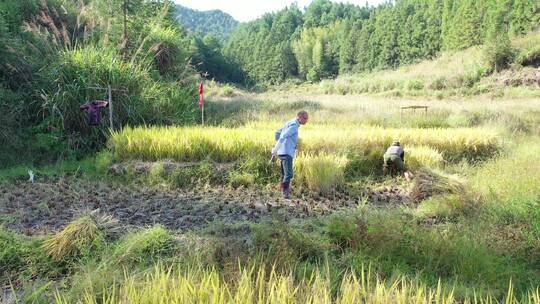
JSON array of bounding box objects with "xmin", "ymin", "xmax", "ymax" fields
[{"xmin": 173, "ymin": 0, "xmax": 388, "ymax": 22}]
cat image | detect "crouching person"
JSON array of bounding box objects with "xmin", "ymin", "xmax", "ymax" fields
[
  {"xmin": 271, "ymin": 110, "xmax": 309, "ymax": 198},
  {"xmin": 383, "ymin": 140, "xmax": 413, "ymax": 181}
]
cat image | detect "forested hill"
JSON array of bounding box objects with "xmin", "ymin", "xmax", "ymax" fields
[
  {"xmin": 175, "ymin": 4, "xmax": 239, "ymax": 41},
  {"xmin": 223, "ymin": 0, "xmax": 539, "ymax": 85}
]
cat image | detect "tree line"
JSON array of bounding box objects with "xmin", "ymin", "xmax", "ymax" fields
[{"xmin": 220, "ymin": 0, "xmax": 539, "ymax": 85}]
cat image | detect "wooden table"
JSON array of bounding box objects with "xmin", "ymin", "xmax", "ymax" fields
[{"xmin": 400, "ymin": 105, "xmax": 429, "ymax": 117}]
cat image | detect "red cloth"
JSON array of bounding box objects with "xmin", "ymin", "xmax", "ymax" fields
[{"xmin": 199, "ymin": 81, "xmax": 204, "ymax": 108}]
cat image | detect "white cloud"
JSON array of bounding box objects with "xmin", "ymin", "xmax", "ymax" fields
[{"xmin": 174, "ymin": 0, "xmax": 387, "ymax": 22}]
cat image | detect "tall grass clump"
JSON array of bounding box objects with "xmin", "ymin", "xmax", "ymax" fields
[
  {"xmin": 40, "ymin": 43, "xmax": 196, "ymax": 156},
  {"xmin": 1, "ymin": 227, "xmax": 58, "ymax": 285},
  {"xmin": 295, "ymin": 153, "xmax": 348, "ymax": 194},
  {"xmin": 513, "ymin": 30, "xmax": 540, "ymax": 67},
  {"xmin": 112, "ymin": 225, "xmax": 174, "ymax": 265}
]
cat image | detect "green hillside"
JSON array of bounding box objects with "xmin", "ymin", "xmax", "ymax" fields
[{"xmin": 175, "ymin": 4, "xmax": 239, "ymax": 41}]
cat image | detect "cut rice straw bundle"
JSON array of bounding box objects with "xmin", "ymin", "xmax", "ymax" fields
[{"xmin": 409, "ymin": 168, "xmax": 466, "ymax": 203}]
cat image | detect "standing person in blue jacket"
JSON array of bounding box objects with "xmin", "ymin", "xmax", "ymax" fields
[{"xmin": 272, "ymin": 110, "xmax": 309, "ymax": 198}]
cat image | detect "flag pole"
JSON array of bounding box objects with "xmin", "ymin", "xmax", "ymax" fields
[{"xmin": 199, "ymin": 80, "xmax": 205, "ymax": 126}]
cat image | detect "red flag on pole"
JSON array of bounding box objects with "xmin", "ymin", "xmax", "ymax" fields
[{"xmin": 198, "ymin": 81, "xmax": 204, "ymax": 108}]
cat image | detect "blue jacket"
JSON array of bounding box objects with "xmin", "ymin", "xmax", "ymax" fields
[{"xmin": 274, "ymin": 118, "xmax": 300, "ymax": 158}]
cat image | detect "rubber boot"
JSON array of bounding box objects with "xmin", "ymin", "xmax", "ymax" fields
[{"xmin": 282, "ymin": 182, "xmax": 290, "ymax": 199}]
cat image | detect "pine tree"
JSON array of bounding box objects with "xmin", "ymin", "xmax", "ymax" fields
[
  {"xmin": 338, "ymin": 18, "xmax": 360, "ymax": 74},
  {"xmin": 453, "ymin": 0, "xmax": 484, "ymax": 49},
  {"xmin": 510, "ymin": 0, "xmax": 538, "ymax": 36},
  {"xmin": 355, "ymin": 16, "xmax": 376, "ymax": 72},
  {"xmin": 441, "ymin": 0, "xmax": 456, "ymax": 50},
  {"xmin": 483, "ymin": 3, "xmax": 514, "ymax": 72},
  {"xmin": 424, "ymin": 0, "xmax": 443, "ymax": 58}
]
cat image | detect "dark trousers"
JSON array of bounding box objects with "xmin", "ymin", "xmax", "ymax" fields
[
  {"xmin": 383, "ymin": 154, "xmax": 406, "ymax": 171},
  {"xmin": 279, "ymin": 155, "xmax": 293, "ymax": 183}
]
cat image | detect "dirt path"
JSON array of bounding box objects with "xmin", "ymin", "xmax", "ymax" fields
[{"xmin": 0, "ymin": 177, "xmax": 409, "ymax": 235}]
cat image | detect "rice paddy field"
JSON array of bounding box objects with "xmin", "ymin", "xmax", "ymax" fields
[{"xmin": 2, "ymin": 92, "xmax": 540, "ymax": 303}]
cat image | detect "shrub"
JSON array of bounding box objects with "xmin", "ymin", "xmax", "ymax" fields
[
  {"xmin": 319, "ymin": 80, "xmax": 334, "ymax": 94},
  {"xmin": 369, "ymin": 82, "xmax": 381, "ymax": 93},
  {"xmin": 428, "ymin": 77, "xmax": 448, "ymax": 90},
  {"xmin": 221, "ymin": 84, "xmax": 235, "ymax": 97},
  {"xmin": 483, "ymin": 9, "xmax": 515, "ymax": 73},
  {"xmin": 516, "ymin": 44, "xmax": 540, "ymax": 67},
  {"xmin": 381, "ymin": 81, "xmax": 397, "ymax": 91},
  {"xmin": 334, "ymin": 83, "xmax": 348, "ymax": 95},
  {"xmin": 307, "ymin": 67, "xmax": 321, "ymax": 82},
  {"xmin": 406, "ymin": 79, "xmax": 424, "ymax": 90},
  {"xmin": 42, "ymin": 45, "xmax": 197, "ymax": 154}
]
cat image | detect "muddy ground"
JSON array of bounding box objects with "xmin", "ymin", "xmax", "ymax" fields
[{"xmin": 0, "ymin": 177, "xmax": 409, "ymax": 235}]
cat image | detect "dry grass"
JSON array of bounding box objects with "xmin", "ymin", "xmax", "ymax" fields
[
  {"xmin": 336, "ymin": 47, "xmax": 484, "ymax": 83},
  {"xmin": 409, "ymin": 168, "xmax": 467, "ymax": 203}
]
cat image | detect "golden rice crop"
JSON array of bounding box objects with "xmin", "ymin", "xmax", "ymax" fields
[
  {"xmin": 54, "ymin": 264, "xmax": 540, "ymax": 304},
  {"xmin": 295, "ymin": 153, "xmax": 348, "ymax": 194},
  {"xmin": 406, "ymin": 146, "xmax": 444, "ymax": 170},
  {"xmin": 110, "ymin": 125, "xmax": 501, "ymax": 165}
]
